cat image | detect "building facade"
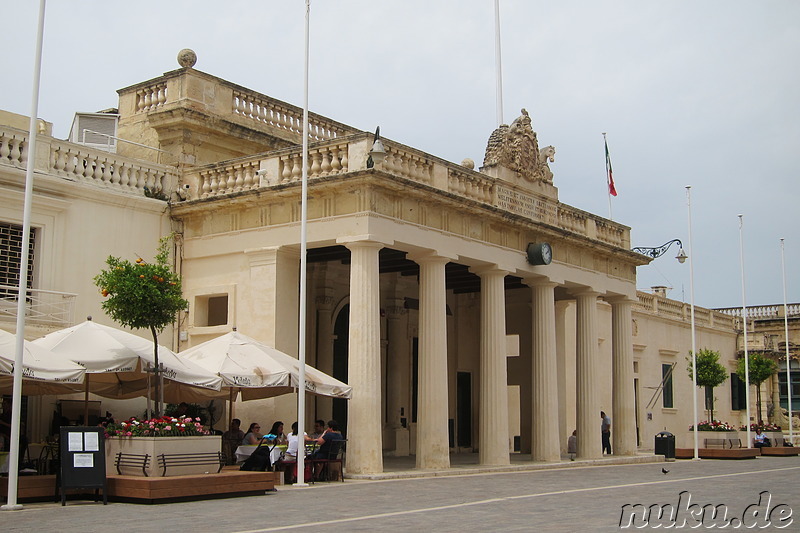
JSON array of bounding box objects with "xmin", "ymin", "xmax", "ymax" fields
[{"xmin": 2, "ymin": 57, "xmax": 796, "ymax": 467}]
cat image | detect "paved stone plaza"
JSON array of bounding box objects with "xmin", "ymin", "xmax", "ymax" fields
[{"xmin": 3, "ymin": 456, "xmax": 798, "ymax": 531}]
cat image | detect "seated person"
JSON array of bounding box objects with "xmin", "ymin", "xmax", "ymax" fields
[
  {"xmin": 753, "ymin": 428, "xmax": 771, "ymax": 448},
  {"xmin": 242, "ymin": 422, "xmax": 263, "ymax": 445},
  {"xmin": 309, "ymin": 419, "xmax": 344, "ymax": 479},
  {"xmin": 222, "ymin": 418, "xmax": 245, "ymax": 464},
  {"xmin": 310, "ymin": 419, "xmax": 326, "ymax": 440},
  {"xmin": 267, "ymin": 421, "xmax": 288, "ymax": 445},
  {"xmin": 284, "ymin": 421, "xmax": 307, "ymax": 461}
]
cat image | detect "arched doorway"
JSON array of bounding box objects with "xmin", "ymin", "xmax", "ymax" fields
[{"xmin": 332, "ymin": 303, "xmax": 349, "ymax": 434}]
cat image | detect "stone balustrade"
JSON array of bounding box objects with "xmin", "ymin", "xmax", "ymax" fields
[
  {"xmin": 181, "ymin": 133, "xmax": 631, "ymax": 249},
  {"xmin": 715, "ymin": 303, "xmax": 800, "ymax": 320},
  {"xmin": 0, "ymin": 124, "xmax": 178, "ymax": 198},
  {"xmin": 635, "ymin": 291, "xmax": 734, "ymax": 329},
  {"xmin": 135, "ymin": 82, "xmax": 168, "ymax": 113}
]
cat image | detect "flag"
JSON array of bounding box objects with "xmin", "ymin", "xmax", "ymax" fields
[{"xmin": 604, "ymin": 137, "xmax": 617, "ymax": 197}]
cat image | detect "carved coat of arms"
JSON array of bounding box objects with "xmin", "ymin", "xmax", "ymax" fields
[{"xmin": 483, "ymin": 109, "xmax": 555, "ymax": 183}]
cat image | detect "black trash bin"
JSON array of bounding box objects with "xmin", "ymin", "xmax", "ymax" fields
[{"xmin": 655, "ymin": 431, "xmax": 675, "ymax": 460}]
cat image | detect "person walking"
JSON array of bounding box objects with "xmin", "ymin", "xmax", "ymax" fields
[{"xmin": 600, "ymin": 411, "xmax": 612, "ymax": 455}]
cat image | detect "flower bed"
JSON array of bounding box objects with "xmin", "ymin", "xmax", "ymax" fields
[
  {"xmin": 688, "ymin": 420, "xmax": 736, "ymax": 432},
  {"xmin": 104, "ymin": 416, "xmax": 210, "ymax": 438},
  {"xmin": 740, "ymin": 423, "xmax": 781, "ymax": 432}
]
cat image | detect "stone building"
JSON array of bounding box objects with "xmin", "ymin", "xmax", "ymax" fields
[{"xmin": 1, "ymin": 55, "xmax": 796, "ymax": 471}]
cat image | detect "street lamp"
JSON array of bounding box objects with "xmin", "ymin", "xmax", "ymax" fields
[{"xmin": 632, "ymin": 239, "xmax": 687, "ymax": 263}]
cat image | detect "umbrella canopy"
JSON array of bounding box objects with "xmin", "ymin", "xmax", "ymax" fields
[
  {"xmin": 30, "ymin": 320, "xmax": 222, "ymax": 400},
  {"xmin": 178, "ymin": 330, "xmax": 352, "ymax": 401},
  {"xmin": 0, "ymin": 329, "xmax": 85, "ymax": 389}
]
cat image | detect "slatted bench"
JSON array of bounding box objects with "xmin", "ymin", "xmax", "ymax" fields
[
  {"xmin": 703, "ymin": 438, "xmax": 740, "ymax": 449},
  {"xmin": 157, "ymin": 452, "xmax": 224, "ymax": 477},
  {"xmin": 675, "ymin": 448, "xmax": 759, "ymax": 459},
  {"xmin": 115, "ymin": 452, "xmax": 151, "ymax": 476}
]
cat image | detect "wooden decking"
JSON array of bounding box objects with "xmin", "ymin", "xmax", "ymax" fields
[
  {"xmin": 3, "ymin": 470, "xmax": 279, "ymax": 504},
  {"xmin": 758, "ymin": 446, "xmax": 800, "ymax": 456},
  {"xmin": 106, "ymin": 470, "xmax": 279, "ymax": 503},
  {"xmin": 675, "ymin": 448, "xmax": 760, "ymax": 459},
  {"xmin": 1, "ymin": 475, "xmax": 57, "ymax": 502}
]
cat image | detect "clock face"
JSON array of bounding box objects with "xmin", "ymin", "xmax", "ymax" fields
[
  {"xmin": 526, "ymin": 242, "xmax": 553, "ymax": 266},
  {"xmin": 541, "ymin": 243, "xmax": 552, "ymax": 265}
]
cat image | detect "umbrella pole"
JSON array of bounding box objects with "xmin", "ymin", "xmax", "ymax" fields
[
  {"xmin": 228, "ymin": 388, "xmax": 235, "ymax": 428},
  {"xmin": 83, "ymin": 374, "xmax": 90, "ymax": 425}
]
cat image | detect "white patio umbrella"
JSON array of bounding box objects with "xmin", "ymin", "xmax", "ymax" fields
[
  {"xmin": 0, "ymin": 329, "xmax": 85, "ymax": 394},
  {"xmin": 30, "ymin": 320, "xmax": 222, "ymax": 412},
  {"xmin": 177, "ymin": 330, "xmax": 352, "ymax": 401}
]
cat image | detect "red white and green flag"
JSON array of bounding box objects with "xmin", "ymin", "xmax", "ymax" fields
[{"xmin": 604, "ymin": 137, "xmax": 617, "ymax": 197}]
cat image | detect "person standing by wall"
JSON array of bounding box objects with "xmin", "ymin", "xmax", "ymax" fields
[{"xmin": 600, "ymin": 411, "xmax": 612, "ymax": 455}]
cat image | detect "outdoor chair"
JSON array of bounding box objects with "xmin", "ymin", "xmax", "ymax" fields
[{"xmin": 310, "ymin": 439, "xmax": 346, "ymax": 482}]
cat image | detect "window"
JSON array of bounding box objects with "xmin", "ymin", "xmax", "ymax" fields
[
  {"xmin": 193, "ymin": 294, "xmax": 229, "ymax": 327},
  {"xmin": 661, "ymin": 364, "xmax": 674, "ymax": 408},
  {"xmin": 730, "ymin": 372, "xmax": 746, "ymax": 410},
  {"xmin": 0, "ymin": 222, "xmax": 35, "ymax": 298},
  {"xmin": 778, "ymin": 359, "xmax": 800, "ymax": 411}
]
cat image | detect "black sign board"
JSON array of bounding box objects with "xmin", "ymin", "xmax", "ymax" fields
[{"xmin": 59, "ymin": 426, "xmax": 107, "ymax": 505}]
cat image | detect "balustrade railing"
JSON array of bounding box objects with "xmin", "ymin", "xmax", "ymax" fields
[
  {"xmin": 232, "ymin": 90, "xmax": 351, "ymax": 142},
  {"xmin": 715, "ymin": 304, "xmax": 800, "ymax": 319},
  {"xmin": 135, "ymin": 82, "xmax": 167, "ymax": 113},
  {"xmin": 448, "ymin": 168, "xmax": 493, "ymax": 204},
  {"xmin": 635, "ymin": 291, "xmax": 735, "ymax": 329},
  {"xmin": 0, "ymin": 125, "xmax": 178, "ymax": 198},
  {"xmin": 0, "ymin": 285, "xmax": 77, "ymax": 327}
]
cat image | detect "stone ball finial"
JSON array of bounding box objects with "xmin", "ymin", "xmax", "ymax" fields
[
  {"xmin": 177, "ymin": 49, "xmax": 197, "ymax": 68},
  {"xmin": 461, "ymin": 158, "xmax": 475, "ymax": 170}
]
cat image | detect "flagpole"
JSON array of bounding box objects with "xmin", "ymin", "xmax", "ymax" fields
[
  {"xmin": 780, "ymin": 238, "xmax": 793, "ymax": 444},
  {"xmin": 738, "ymin": 215, "xmax": 752, "ymax": 447},
  {"xmin": 494, "ymin": 0, "xmax": 504, "ymax": 126},
  {"xmin": 2, "ymin": 0, "xmax": 46, "ymax": 512},
  {"xmin": 295, "ymin": 0, "xmax": 310, "ymax": 487},
  {"xmin": 686, "ymin": 186, "xmax": 699, "ymax": 460}
]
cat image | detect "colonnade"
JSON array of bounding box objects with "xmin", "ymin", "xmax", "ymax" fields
[{"xmin": 309, "ymin": 239, "xmax": 638, "ymax": 474}]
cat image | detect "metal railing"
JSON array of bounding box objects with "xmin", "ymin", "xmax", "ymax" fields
[{"xmin": 0, "ymin": 285, "xmax": 77, "ymax": 327}]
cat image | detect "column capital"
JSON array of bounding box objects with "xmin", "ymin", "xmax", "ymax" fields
[
  {"xmin": 244, "ymin": 245, "xmax": 299, "ymax": 267},
  {"xmin": 570, "ymin": 288, "xmax": 602, "ymax": 299},
  {"xmin": 338, "ymin": 234, "xmax": 393, "ymax": 249},
  {"xmin": 606, "ymin": 295, "xmax": 637, "ymax": 306},
  {"xmin": 406, "ymin": 249, "xmax": 457, "ymax": 264},
  {"xmin": 522, "ymin": 276, "xmax": 559, "ymax": 289},
  {"xmin": 469, "ymin": 264, "xmax": 509, "ymax": 277}
]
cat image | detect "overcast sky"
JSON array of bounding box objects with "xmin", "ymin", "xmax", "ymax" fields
[{"xmin": 4, "ymin": 1, "xmax": 799, "ymax": 309}]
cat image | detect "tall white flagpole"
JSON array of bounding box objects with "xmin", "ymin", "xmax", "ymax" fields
[
  {"xmin": 686, "ymin": 186, "xmax": 699, "ymax": 460},
  {"xmin": 2, "ymin": 0, "xmax": 46, "ymax": 512},
  {"xmin": 738, "ymin": 215, "xmax": 752, "ymax": 447},
  {"xmin": 780, "ymin": 238, "xmax": 793, "ymax": 443},
  {"xmin": 494, "ymin": 0, "xmax": 504, "ymax": 126},
  {"xmin": 295, "ymin": 0, "xmax": 310, "ymax": 487}
]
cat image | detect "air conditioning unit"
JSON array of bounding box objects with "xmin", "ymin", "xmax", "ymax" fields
[{"xmin": 68, "ymin": 112, "xmax": 120, "ymax": 153}]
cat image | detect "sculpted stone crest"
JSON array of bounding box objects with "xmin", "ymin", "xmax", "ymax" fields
[{"xmin": 483, "ymin": 109, "xmax": 555, "ymax": 183}]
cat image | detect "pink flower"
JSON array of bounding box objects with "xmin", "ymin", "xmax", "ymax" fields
[
  {"xmin": 165, "ymin": 425, "xmax": 172, "ymax": 431},
  {"xmin": 125, "ymin": 431, "xmax": 132, "ymax": 436}
]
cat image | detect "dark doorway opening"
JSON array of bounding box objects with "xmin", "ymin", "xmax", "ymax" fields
[{"xmin": 332, "ymin": 304, "xmax": 349, "ymax": 434}]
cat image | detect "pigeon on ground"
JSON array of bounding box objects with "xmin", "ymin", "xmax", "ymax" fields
[{"xmin": 662, "ymin": 468, "xmax": 669, "ymax": 475}]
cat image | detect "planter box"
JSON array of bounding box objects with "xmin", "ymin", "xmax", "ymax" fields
[{"xmin": 105, "ymin": 436, "xmax": 221, "ymax": 477}]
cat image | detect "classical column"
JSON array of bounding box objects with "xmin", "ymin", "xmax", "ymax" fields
[
  {"xmin": 315, "ymin": 285, "xmax": 335, "ymax": 423},
  {"xmin": 412, "ymin": 253, "xmax": 451, "ymax": 469},
  {"xmin": 575, "ymin": 290, "xmax": 601, "ymax": 459},
  {"xmin": 343, "ymin": 240, "xmax": 384, "ymax": 474},
  {"xmin": 611, "ymin": 298, "xmax": 637, "ymax": 455},
  {"xmin": 476, "ymin": 267, "xmax": 510, "ymax": 465},
  {"xmin": 529, "ymin": 280, "xmax": 560, "ymax": 462}
]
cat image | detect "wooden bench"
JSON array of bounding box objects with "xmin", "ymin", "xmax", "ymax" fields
[
  {"xmin": 675, "ymin": 447, "xmax": 759, "ymax": 459},
  {"xmin": 157, "ymin": 452, "xmax": 224, "ymax": 477},
  {"xmin": 106, "ymin": 470, "xmax": 279, "ymax": 503},
  {"xmin": 758, "ymin": 446, "xmax": 800, "ymax": 457},
  {"xmin": 703, "ymin": 438, "xmax": 740, "ymax": 449},
  {"xmin": 115, "ymin": 452, "xmax": 151, "ymax": 476}
]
